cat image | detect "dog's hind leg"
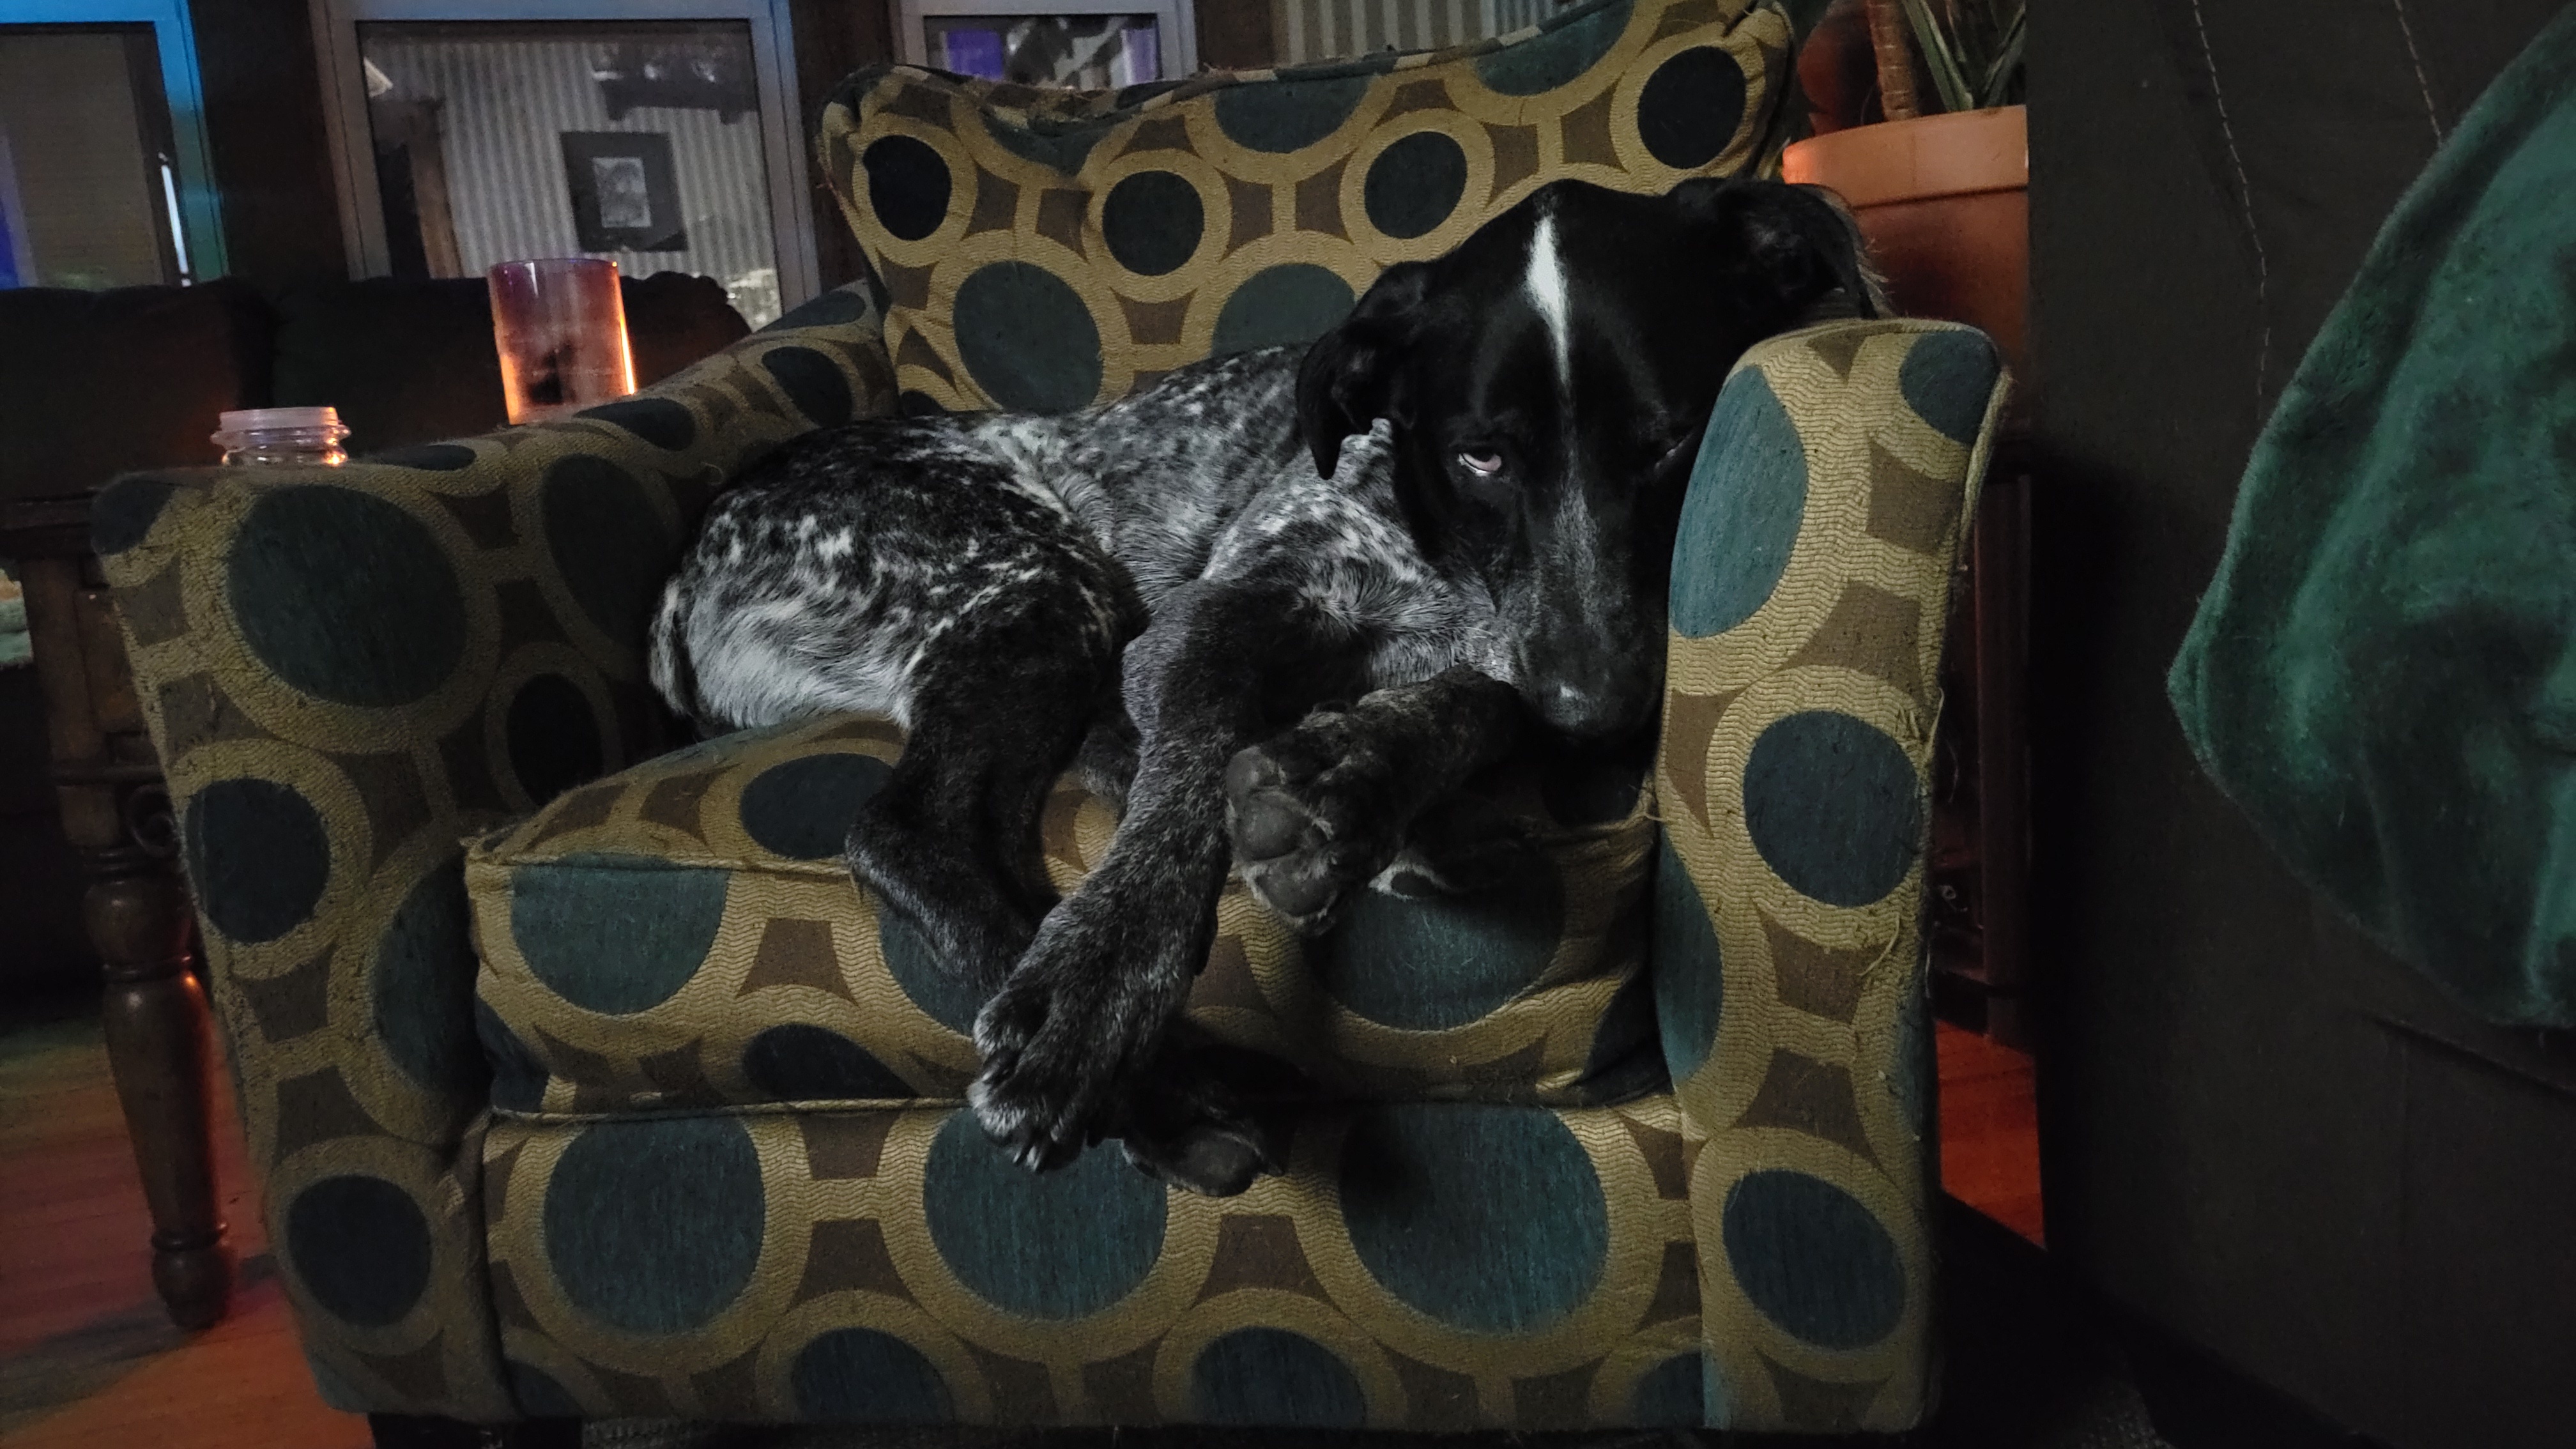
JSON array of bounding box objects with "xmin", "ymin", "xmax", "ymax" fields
[
  {"xmin": 846, "ymin": 608, "xmax": 1126, "ymax": 996},
  {"xmin": 969, "ymin": 580, "xmax": 1360, "ymax": 1179}
]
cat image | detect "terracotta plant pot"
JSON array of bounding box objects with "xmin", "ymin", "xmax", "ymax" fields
[{"xmin": 1782, "ymin": 105, "xmax": 2028, "ymax": 373}]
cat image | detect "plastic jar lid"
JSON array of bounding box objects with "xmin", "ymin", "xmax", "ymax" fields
[{"xmin": 218, "ymin": 406, "xmax": 346, "ymax": 431}]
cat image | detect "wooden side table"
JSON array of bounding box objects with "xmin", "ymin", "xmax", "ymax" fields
[{"xmin": 1, "ymin": 493, "xmax": 231, "ymax": 1330}]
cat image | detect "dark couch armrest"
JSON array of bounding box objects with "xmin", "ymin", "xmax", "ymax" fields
[{"xmin": 84, "ymin": 280, "xmax": 890, "ymax": 1420}]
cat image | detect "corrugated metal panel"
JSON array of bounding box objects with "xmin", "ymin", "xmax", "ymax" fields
[
  {"xmin": 1269, "ymin": 0, "xmax": 1568, "ymax": 65},
  {"xmin": 364, "ymin": 30, "xmax": 781, "ymax": 324}
]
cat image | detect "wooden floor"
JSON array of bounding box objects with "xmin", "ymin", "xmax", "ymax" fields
[
  {"xmin": 0, "ymin": 1002, "xmax": 2041, "ymax": 1446},
  {"xmin": 1936, "ymin": 1021, "xmax": 2046, "ymax": 1245},
  {"xmin": 0, "ymin": 1006, "xmax": 369, "ymax": 1449}
]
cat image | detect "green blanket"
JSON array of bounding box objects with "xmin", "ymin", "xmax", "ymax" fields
[{"xmin": 2168, "ymin": 6, "xmax": 2576, "ymax": 1029}]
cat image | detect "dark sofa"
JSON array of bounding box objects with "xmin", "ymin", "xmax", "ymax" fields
[{"xmin": 2030, "ymin": 4, "xmax": 2576, "ymax": 1448}]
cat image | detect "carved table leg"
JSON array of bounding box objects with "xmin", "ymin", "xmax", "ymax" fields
[
  {"xmin": 13, "ymin": 542, "xmax": 231, "ymax": 1330},
  {"xmin": 90, "ymin": 855, "xmax": 232, "ymax": 1328}
]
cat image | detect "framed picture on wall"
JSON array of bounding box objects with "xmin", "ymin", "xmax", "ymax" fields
[{"xmin": 560, "ymin": 130, "xmax": 686, "ymax": 252}]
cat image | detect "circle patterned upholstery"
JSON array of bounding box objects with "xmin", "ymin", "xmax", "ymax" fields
[
  {"xmin": 1654, "ymin": 320, "xmax": 2007, "ymax": 1430},
  {"xmin": 91, "ymin": 282, "xmax": 896, "ymax": 1418},
  {"xmin": 466, "ymin": 714, "xmax": 1662, "ymax": 1113},
  {"xmin": 818, "ymin": 0, "xmax": 1791, "ymax": 411},
  {"xmin": 481, "ymin": 1096, "xmax": 1705, "ymax": 1429}
]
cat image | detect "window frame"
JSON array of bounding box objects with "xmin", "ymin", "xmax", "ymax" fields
[
  {"xmin": 4, "ymin": 0, "xmax": 226, "ymax": 281},
  {"xmin": 893, "ymin": 0, "xmax": 1199, "ymax": 78},
  {"xmin": 309, "ymin": 0, "xmax": 820, "ymax": 310}
]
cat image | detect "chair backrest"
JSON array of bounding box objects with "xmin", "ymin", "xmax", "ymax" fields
[{"xmin": 817, "ymin": 0, "xmax": 1795, "ymax": 412}]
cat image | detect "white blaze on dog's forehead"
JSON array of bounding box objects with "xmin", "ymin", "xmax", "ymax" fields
[{"xmin": 1524, "ymin": 208, "xmax": 1574, "ymax": 401}]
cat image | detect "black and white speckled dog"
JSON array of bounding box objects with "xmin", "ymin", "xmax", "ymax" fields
[{"xmin": 650, "ymin": 177, "xmax": 1880, "ymax": 1195}]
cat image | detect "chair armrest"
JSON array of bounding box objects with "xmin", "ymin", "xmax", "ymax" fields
[
  {"xmin": 85, "ymin": 279, "xmax": 891, "ymax": 1420},
  {"xmin": 1650, "ymin": 318, "xmax": 2008, "ymax": 1432}
]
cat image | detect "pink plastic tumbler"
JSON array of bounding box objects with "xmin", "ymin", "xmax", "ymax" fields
[{"xmin": 488, "ymin": 257, "xmax": 637, "ymax": 424}]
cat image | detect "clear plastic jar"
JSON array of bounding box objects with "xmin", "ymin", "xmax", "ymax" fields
[{"xmin": 211, "ymin": 406, "xmax": 351, "ymax": 466}]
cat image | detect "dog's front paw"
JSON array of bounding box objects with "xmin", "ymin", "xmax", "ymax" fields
[
  {"xmin": 1223, "ymin": 711, "xmax": 1405, "ymax": 933},
  {"xmin": 968, "ymin": 904, "xmax": 1160, "ymax": 1171}
]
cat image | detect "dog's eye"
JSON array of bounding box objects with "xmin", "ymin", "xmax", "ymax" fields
[{"xmin": 1457, "ymin": 450, "xmax": 1505, "ymax": 477}]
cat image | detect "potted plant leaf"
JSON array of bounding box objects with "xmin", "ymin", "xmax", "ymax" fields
[{"xmin": 1783, "ymin": 0, "xmax": 2028, "ymax": 369}]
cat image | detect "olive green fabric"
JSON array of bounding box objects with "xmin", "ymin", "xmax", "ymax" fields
[
  {"xmin": 92, "ymin": 282, "xmax": 894, "ymax": 1418},
  {"xmin": 483, "ymin": 1097, "xmax": 1704, "ymax": 1428},
  {"xmin": 817, "ymin": 0, "xmax": 1794, "ymax": 411},
  {"xmin": 468, "ymin": 714, "xmax": 1661, "ymax": 1113},
  {"xmin": 1656, "ymin": 318, "xmax": 2009, "ymax": 1431},
  {"xmin": 2168, "ymin": 5, "xmax": 2576, "ymax": 1031}
]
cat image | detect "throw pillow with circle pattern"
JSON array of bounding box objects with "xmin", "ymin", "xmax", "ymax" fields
[{"xmin": 818, "ymin": 0, "xmax": 1794, "ymax": 413}]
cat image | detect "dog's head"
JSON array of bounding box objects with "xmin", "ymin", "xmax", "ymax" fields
[{"xmin": 1297, "ymin": 178, "xmax": 1880, "ymax": 740}]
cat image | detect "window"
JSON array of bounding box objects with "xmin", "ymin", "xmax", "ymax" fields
[
  {"xmin": 314, "ymin": 0, "xmax": 815, "ymax": 325},
  {"xmin": 0, "ymin": 0, "xmax": 223, "ymax": 288},
  {"xmin": 894, "ymin": 1, "xmax": 1197, "ymax": 82}
]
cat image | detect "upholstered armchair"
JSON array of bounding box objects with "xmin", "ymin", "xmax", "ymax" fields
[{"xmin": 96, "ymin": 0, "xmax": 2007, "ymax": 1438}]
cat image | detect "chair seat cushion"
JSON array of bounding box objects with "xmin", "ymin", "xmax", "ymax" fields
[{"xmin": 466, "ymin": 714, "xmax": 1663, "ymax": 1114}]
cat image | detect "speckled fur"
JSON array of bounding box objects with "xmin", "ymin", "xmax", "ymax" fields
[{"xmin": 649, "ymin": 177, "xmax": 1881, "ymax": 1193}]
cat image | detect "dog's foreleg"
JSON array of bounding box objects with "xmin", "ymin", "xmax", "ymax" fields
[
  {"xmin": 1224, "ymin": 664, "xmax": 1530, "ymax": 931},
  {"xmin": 967, "ymin": 582, "xmax": 1350, "ymax": 1176}
]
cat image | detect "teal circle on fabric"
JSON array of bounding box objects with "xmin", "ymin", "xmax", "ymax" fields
[
  {"xmin": 1363, "ymin": 131, "xmax": 1467, "ymax": 240},
  {"xmin": 230, "ymin": 484, "xmax": 467, "ymax": 706},
  {"xmin": 763, "ymin": 346, "xmax": 855, "ymax": 428},
  {"xmin": 91, "ymin": 474, "xmax": 174, "ymax": 555},
  {"xmin": 477, "ymin": 998, "xmax": 547, "ymax": 1112},
  {"xmin": 1651, "ymin": 835, "xmax": 1723, "ymax": 1080},
  {"xmin": 953, "ymin": 261, "xmax": 1103, "ymax": 411},
  {"xmin": 576, "ymin": 396, "xmax": 695, "ymax": 450},
  {"xmin": 1192, "ymin": 1328, "xmax": 1367, "ymax": 1427},
  {"xmin": 286, "ymin": 1175, "xmax": 432, "ymax": 1327},
  {"xmin": 1897, "ymin": 328, "xmax": 2001, "ymax": 443},
  {"xmin": 741, "ymin": 752, "xmax": 891, "ymax": 859},
  {"xmin": 509, "ymin": 854, "xmax": 729, "ymax": 1014},
  {"xmin": 1214, "ymin": 75, "xmax": 1368, "ymax": 153},
  {"xmin": 542, "ymin": 455, "xmax": 674, "ymax": 646},
  {"xmin": 546, "ymin": 1116, "xmax": 764, "ymax": 1334},
  {"xmin": 922, "ymin": 1108, "xmax": 1166, "ymax": 1319},
  {"xmin": 184, "ymin": 778, "xmax": 330, "ymax": 944},
  {"xmin": 880, "ymin": 910, "xmax": 987, "ymax": 1032},
  {"xmin": 1721, "ymin": 1169, "xmax": 1906, "ymax": 1349},
  {"xmin": 1637, "ymin": 47, "xmax": 1746, "ymax": 168},
  {"xmin": 505, "ymin": 673, "xmax": 604, "ymax": 805},
  {"xmin": 1338, "ymin": 1103, "xmax": 1606, "ymax": 1331},
  {"xmin": 1631, "ymin": 1353, "xmax": 1706, "ymax": 1425},
  {"xmin": 507, "ymin": 1361, "xmax": 582, "ymax": 1417},
  {"xmin": 375, "ymin": 443, "xmax": 476, "ymax": 471},
  {"xmin": 792, "ymin": 1328, "xmax": 953, "ymax": 1421},
  {"xmin": 1744, "ymin": 711, "xmax": 1922, "ymax": 907},
  {"xmin": 1475, "ymin": 0, "xmax": 1630, "ymax": 95},
  {"xmin": 863, "ymin": 134, "xmax": 951, "ymax": 240},
  {"xmin": 1103, "ymin": 169, "xmax": 1204, "ymax": 275},
  {"xmin": 1212, "ymin": 265, "xmax": 1356, "ymax": 356},
  {"xmin": 763, "ymin": 287, "xmax": 870, "ymax": 334},
  {"xmin": 1671, "ymin": 369, "xmax": 1804, "ymax": 637},
  {"xmin": 1307, "ymin": 847, "xmax": 1562, "ymax": 1029},
  {"xmin": 374, "ymin": 859, "xmax": 479, "ymax": 1091},
  {"xmin": 743, "ymin": 1024, "xmax": 912, "ymax": 1100}
]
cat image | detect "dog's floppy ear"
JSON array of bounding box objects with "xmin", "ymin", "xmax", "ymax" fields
[
  {"xmin": 1668, "ymin": 176, "xmax": 1889, "ymax": 319},
  {"xmin": 1297, "ymin": 261, "xmax": 1431, "ymax": 477}
]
